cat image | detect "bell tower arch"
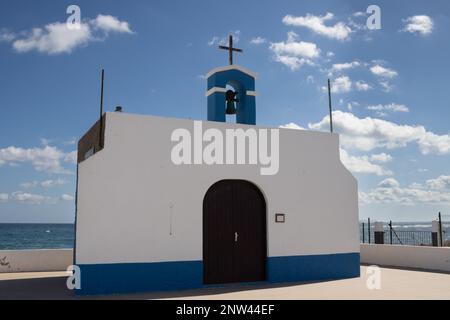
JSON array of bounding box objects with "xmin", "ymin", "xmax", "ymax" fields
[
  {"xmin": 205, "ymin": 35, "xmax": 257, "ymax": 125},
  {"xmin": 205, "ymin": 65, "xmax": 257, "ymax": 125}
]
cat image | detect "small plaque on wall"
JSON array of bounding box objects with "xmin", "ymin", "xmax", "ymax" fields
[{"xmin": 275, "ymin": 213, "xmax": 285, "ymax": 223}]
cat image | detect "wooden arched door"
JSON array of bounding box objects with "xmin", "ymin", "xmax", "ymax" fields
[{"xmin": 203, "ymin": 180, "xmax": 266, "ymax": 284}]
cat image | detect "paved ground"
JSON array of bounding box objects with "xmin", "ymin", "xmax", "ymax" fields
[{"xmin": 0, "ymin": 266, "xmax": 449, "ymax": 300}]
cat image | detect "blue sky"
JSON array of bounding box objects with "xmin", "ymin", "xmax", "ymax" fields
[{"xmin": 0, "ymin": 0, "xmax": 449, "ymax": 223}]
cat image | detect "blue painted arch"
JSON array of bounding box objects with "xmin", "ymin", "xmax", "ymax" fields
[{"xmin": 206, "ymin": 66, "xmax": 256, "ymax": 125}]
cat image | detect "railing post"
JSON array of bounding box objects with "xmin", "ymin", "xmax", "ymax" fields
[
  {"xmin": 439, "ymin": 212, "xmax": 443, "ymax": 247},
  {"xmin": 432, "ymin": 220, "xmax": 441, "ymax": 247},
  {"xmin": 389, "ymin": 221, "xmax": 393, "ymax": 245},
  {"xmin": 362, "ymin": 222, "xmax": 365, "ymax": 243},
  {"xmin": 368, "ymin": 218, "xmax": 371, "ymax": 244},
  {"xmin": 374, "ymin": 222, "xmax": 384, "ymax": 244}
]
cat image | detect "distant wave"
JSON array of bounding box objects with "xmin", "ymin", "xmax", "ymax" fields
[{"xmin": 392, "ymin": 224, "xmax": 431, "ymax": 229}]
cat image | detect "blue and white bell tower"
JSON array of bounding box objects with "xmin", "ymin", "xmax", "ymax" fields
[{"xmin": 205, "ymin": 35, "xmax": 257, "ymax": 125}]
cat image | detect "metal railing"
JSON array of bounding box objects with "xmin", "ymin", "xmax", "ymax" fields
[
  {"xmin": 384, "ymin": 230, "xmax": 432, "ymax": 246},
  {"xmin": 361, "ymin": 229, "xmax": 432, "ymax": 246},
  {"xmin": 360, "ymin": 213, "xmax": 446, "ymax": 247}
]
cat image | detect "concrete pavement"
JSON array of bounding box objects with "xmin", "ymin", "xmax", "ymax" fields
[{"xmin": 0, "ymin": 266, "xmax": 449, "ymax": 300}]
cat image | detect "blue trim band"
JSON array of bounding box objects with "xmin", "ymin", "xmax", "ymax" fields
[
  {"xmin": 76, "ymin": 260, "xmax": 203, "ymax": 296},
  {"xmin": 267, "ymin": 252, "xmax": 360, "ymax": 283},
  {"xmin": 75, "ymin": 252, "xmax": 359, "ymax": 296}
]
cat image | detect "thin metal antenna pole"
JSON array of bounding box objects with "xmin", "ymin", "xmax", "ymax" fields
[
  {"xmin": 328, "ymin": 79, "xmax": 333, "ymax": 133},
  {"xmin": 99, "ymin": 69, "xmax": 105, "ymax": 149}
]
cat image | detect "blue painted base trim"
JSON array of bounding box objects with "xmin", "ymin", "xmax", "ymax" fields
[
  {"xmin": 76, "ymin": 260, "xmax": 203, "ymax": 296},
  {"xmin": 75, "ymin": 252, "xmax": 360, "ymax": 296},
  {"xmin": 267, "ymin": 252, "xmax": 360, "ymax": 283}
]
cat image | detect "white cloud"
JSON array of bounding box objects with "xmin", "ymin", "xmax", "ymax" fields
[
  {"xmin": 367, "ymin": 103, "xmax": 409, "ymax": 116},
  {"xmin": 409, "ymin": 182, "xmax": 424, "ymax": 188},
  {"xmin": 61, "ymin": 194, "xmax": 75, "ymax": 201},
  {"xmin": 426, "ymin": 176, "xmax": 450, "ymax": 190},
  {"xmin": 11, "ymin": 15, "xmax": 133, "ymax": 55},
  {"xmin": 20, "ymin": 181, "xmax": 38, "ymax": 189},
  {"xmin": 331, "ymin": 61, "xmax": 360, "ymax": 72},
  {"xmin": 63, "ymin": 139, "xmax": 77, "ymax": 146},
  {"xmin": 269, "ymin": 31, "xmax": 320, "ymax": 71},
  {"xmin": 64, "ymin": 151, "xmax": 77, "ymax": 164},
  {"xmin": 279, "ymin": 123, "xmax": 306, "ymax": 130},
  {"xmin": 0, "ymin": 146, "xmax": 74, "ymax": 174},
  {"xmin": 41, "ymin": 178, "xmax": 66, "ymax": 188},
  {"xmin": 402, "ymin": 15, "xmax": 433, "ymax": 36},
  {"xmin": 340, "ymin": 149, "xmax": 392, "ymax": 176},
  {"xmin": 0, "ymin": 29, "xmax": 15, "ymax": 42},
  {"xmin": 379, "ymin": 81, "xmax": 394, "ymax": 92},
  {"xmin": 353, "ymin": 12, "xmax": 366, "ymax": 17},
  {"xmin": 419, "ymin": 132, "xmax": 450, "ymax": 155},
  {"xmin": 208, "ymin": 30, "xmax": 240, "ymax": 46},
  {"xmin": 13, "ymin": 22, "xmax": 92, "ymax": 54},
  {"xmin": 360, "ymin": 177, "xmax": 450, "ymax": 205},
  {"xmin": 278, "ymin": 125, "xmax": 391, "ymax": 179},
  {"xmin": 273, "ymin": 55, "xmax": 312, "ymax": 71},
  {"xmin": 347, "ymin": 101, "xmax": 359, "ymax": 111},
  {"xmin": 355, "ymin": 80, "xmax": 372, "ymax": 91},
  {"xmin": 370, "ymin": 153, "xmax": 393, "ymax": 163},
  {"xmin": 250, "ymin": 36, "xmax": 266, "ymax": 45},
  {"xmin": 370, "ymin": 65, "xmax": 398, "ymax": 78},
  {"xmin": 207, "ymin": 36, "xmax": 220, "ymax": 46},
  {"xmin": 323, "ymin": 76, "xmax": 352, "ymax": 93},
  {"xmin": 2, "ymin": 191, "xmax": 74, "ymax": 205},
  {"xmin": 92, "ymin": 14, "xmax": 133, "ymax": 34},
  {"xmin": 271, "ymin": 31, "xmax": 321, "ymax": 58},
  {"xmin": 40, "ymin": 138, "xmax": 52, "ymax": 146},
  {"xmin": 0, "ymin": 193, "xmax": 8, "ymax": 202},
  {"xmin": 326, "ymin": 51, "xmax": 335, "ymax": 57},
  {"xmin": 378, "ymin": 178, "xmax": 400, "ymax": 188},
  {"xmin": 11, "ymin": 191, "xmax": 52, "ymax": 205},
  {"xmin": 308, "ymin": 111, "xmax": 450, "ymax": 155},
  {"xmin": 306, "ymin": 75, "xmax": 315, "ymax": 84},
  {"xmin": 282, "ymin": 13, "xmax": 351, "ymax": 41},
  {"xmin": 20, "ymin": 178, "xmax": 66, "ymax": 188}
]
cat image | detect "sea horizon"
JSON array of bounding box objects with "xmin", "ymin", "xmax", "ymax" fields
[{"xmin": 0, "ymin": 221, "xmax": 448, "ymax": 250}]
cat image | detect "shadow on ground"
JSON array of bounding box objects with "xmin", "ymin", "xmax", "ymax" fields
[{"xmin": 0, "ymin": 276, "xmax": 330, "ymax": 300}]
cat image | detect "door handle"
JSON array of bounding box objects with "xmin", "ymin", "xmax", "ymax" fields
[{"xmin": 235, "ymin": 232, "xmax": 239, "ymax": 242}]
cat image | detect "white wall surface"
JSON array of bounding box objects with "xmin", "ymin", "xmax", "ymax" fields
[
  {"xmin": 76, "ymin": 112, "xmax": 359, "ymax": 265},
  {"xmin": 0, "ymin": 249, "xmax": 73, "ymax": 273},
  {"xmin": 361, "ymin": 244, "xmax": 450, "ymax": 272}
]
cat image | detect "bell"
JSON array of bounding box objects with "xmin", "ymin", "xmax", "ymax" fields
[
  {"xmin": 226, "ymin": 101, "xmax": 237, "ymax": 114},
  {"xmin": 225, "ymin": 89, "xmax": 238, "ymax": 115}
]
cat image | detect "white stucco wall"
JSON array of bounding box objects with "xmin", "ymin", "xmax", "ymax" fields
[
  {"xmin": 361, "ymin": 244, "xmax": 450, "ymax": 272},
  {"xmin": 0, "ymin": 249, "xmax": 73, "ymax": 273},
  {"xmin": 76, "ymin": 112, "xmax": 359, "ymax": 265}
]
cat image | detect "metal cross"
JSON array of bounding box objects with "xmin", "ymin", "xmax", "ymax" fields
[{"xmin": 219, "ymin": 35, "xmax": 243, "ymax": 65}]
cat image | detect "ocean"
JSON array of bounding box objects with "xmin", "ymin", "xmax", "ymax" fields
[
  {"xmin": 0, "ymin": 224, "xmax": 74, "ymax": 250},
  {"xmin": 0, "ymin": 222, "xmax": 448, "ymax": 250},
  {"xmin": 360, "ymin": 221, "xmax": 450, "ymax": 246}
]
